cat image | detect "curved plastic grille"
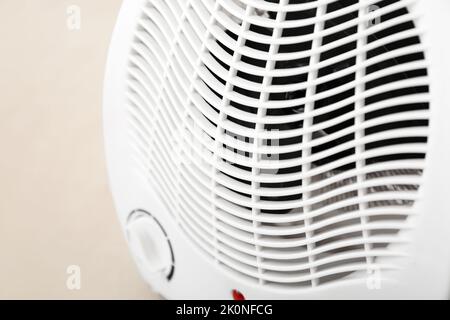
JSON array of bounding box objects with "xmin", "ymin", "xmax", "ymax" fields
[{"xmin": 126, "ymin": 0, "xmax": 429, "ymax": 288}]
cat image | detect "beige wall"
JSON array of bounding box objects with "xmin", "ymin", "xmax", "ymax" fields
[{"xmin": 0, "ymin": 0, "xmax": 157, "ymax": 299}]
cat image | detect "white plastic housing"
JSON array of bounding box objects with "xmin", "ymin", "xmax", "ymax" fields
[{"xmin": 104, "ymin": 0, "xmax": 450, "ymax": 299}]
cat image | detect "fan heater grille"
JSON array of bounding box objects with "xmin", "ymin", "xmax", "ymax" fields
[{"xmin": 126, "ymin": 0, "xmax": 429, "ymax": 288}]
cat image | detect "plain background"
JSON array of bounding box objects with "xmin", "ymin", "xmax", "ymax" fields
[{"xmin": 0, "ymin": 0, "xmax": 158, "ymax": 299}]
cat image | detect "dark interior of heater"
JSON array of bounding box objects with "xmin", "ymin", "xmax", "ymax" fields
[{"xmin": 202, "ymin": 0, "xmax": 428, "ymax": 215}]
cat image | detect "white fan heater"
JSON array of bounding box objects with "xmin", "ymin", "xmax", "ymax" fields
[{"xmin": 104, "ymin": 0, "xmax": 450, "ymax": 299}]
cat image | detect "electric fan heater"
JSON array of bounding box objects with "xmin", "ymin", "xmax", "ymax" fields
[{"xmin": 104, "ymin": 0, "xmax": 450, "ymax": 299}]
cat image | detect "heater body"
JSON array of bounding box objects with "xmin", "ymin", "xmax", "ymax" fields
[{"xmin": 104, "ymin": 0, "xmax": 450, "ymax": 299}]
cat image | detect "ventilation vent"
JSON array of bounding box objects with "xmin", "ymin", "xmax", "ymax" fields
[{"xmin": 125, "ymin": 0, "xmax": 429, "ymax": 288}]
